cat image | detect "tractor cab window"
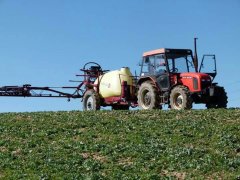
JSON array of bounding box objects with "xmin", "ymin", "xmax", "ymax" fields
[
  {"xmin": 141, "ymin": 54, "xmax": 166, "ymax": 76},
  {"xmin": 167, "ymin": 55, "xmax": 195, "ymax": 73},
  {"xmin": 155, "ymin": 55, "xmax": 167, "ymax": 74}
]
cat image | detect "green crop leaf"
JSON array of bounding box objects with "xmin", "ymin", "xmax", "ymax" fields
[{"xmin": 0, "ymin": 109, "xmax": 239, "ymax": 178}]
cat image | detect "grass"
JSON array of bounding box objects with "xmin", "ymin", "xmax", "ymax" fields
[{"xmin": 0, "ymin": 109, "xmax": 240, "ymax": 179}]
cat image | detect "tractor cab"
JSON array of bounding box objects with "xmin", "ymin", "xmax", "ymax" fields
[
  {"xmin": 139, "ymin": 48, "xmax": 198, "ymax": 92},
  {"xmin": 140, "ymin": 48, "xmax": 195, "ymax": 76}
]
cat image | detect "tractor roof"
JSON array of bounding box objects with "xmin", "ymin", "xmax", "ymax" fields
[{"xmin": 143, "ymin": 48, "xmax": 192, "ymax": 57}]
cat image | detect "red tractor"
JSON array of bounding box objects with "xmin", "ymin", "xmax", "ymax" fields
[{"xmin": 137, "ymin": 38, "xmax": 228, "ymax": 110}]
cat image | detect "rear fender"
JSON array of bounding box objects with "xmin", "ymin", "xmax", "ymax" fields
[{"xmin": 137, "ymin": 76, "xmax": 160, "ymax": 90}]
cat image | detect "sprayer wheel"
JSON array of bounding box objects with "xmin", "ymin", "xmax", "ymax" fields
[{"xmin": 83, "ymin": 89, "xmax": 100, "ymax": 111}]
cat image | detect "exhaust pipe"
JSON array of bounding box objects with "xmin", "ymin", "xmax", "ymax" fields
[{"xmin": 193, "ymin": 38, "xmax": 198, "ymax": 72}]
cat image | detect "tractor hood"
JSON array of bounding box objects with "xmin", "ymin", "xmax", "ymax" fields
[
  {"xmin": 180, "ymin": 72, "xmax": 211, "ymax": 80},
  {"xmin": 179, "ymin": 72, "xmax": 212, "ymax": 92}
]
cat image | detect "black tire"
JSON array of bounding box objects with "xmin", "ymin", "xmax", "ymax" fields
[
  {"xmin": 112, "ymin": 105, "xmax": 129, "ymax": 110},
  {"xmin": 170, "ymin": 86, "xmax": 192, "ymax": 110},
  {"xmin": 83, "ymin": 89, "xmax": 100, "ymax": 111},
  {"xmin": 206, "ymin": 87, "xmax": 228, "ymax": 109},
  {"xmin": 137, "ymin": 81, "xmax": 160, "ymax": 110}
]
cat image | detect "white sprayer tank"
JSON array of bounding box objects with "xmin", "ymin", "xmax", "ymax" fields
[{"xmin": 95, "ymin": 67, "xmax": 133, "ymax": 98}]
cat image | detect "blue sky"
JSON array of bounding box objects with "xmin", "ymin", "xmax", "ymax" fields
[{"xmin": 0, "ymin": 0, "xmax": 239, "ymax": 112}]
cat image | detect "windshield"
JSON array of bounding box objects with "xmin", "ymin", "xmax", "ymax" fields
[{"xmin": 167, "ymin": 55, "xmax": 195, "ymax": 73}]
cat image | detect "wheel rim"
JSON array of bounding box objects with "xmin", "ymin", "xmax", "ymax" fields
[
  {"xmin": 86, "ymin": 96, "xmax": 94, "ymax": 110},
  {"xmin": 173, "ymin": 93, "xmax": 183, "ymax": 109},
  {"xmin": 142, "ymin": 89, "xmax": 151, "ymax": 108}
]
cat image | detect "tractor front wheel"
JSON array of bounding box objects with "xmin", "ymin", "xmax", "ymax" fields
[
  {"xmin": 170, "ymin": 86, "xmax": 192, "ymax": 110},
  {"xmin": 83, "ymin": 89, "xmax": 100, "ymax": 111},
  {"xmin": 137, "ymin": 81, "xmax": 160, "ymax": 110},
  {"xmin": 206, "ymin": 87, "xmax": 228, "ymax": 109}
]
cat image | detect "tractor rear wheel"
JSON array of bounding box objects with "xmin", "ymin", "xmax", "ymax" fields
[
  {"xmin": 206, "ymin": 87, "xmax": 228, "ymax": 109},
  {"xmin": 83, "ymin": 89, "xmax": 100, "ymax": 111},
  {"xmin": 170, "ymin": 86, "xmax": 192, "ymax": 110},
  {"xmin": 137, "ymin": 81, "xmax": 160, "ymax": 110}
]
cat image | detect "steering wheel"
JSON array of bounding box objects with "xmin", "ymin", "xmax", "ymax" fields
[{"xmin": 170, "ymin": 68, "xmax": 178, "ymax": 72}]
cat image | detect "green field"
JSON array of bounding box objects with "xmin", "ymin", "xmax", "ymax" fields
[{"xmin": 0, "ymin": 109, "xmax": 240, "ymax": 179}]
